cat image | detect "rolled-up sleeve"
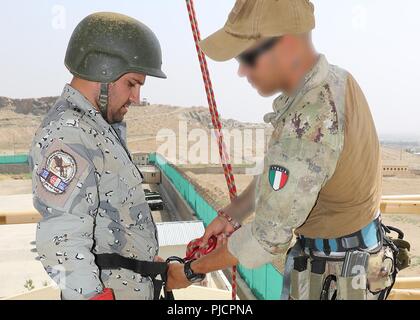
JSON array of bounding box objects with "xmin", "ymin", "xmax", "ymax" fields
[{"xmin": 228, "ymin": 136, "xmax": 341, "ymax": 269}]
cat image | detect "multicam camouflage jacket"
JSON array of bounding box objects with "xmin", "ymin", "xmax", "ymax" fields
[
  {"xmin": 29, "ymin": 84, "xmax": 158, "ymax": 300},
  {"xmin": 228, "ymin": 54, "xmax": 347, "ymax": 268}
]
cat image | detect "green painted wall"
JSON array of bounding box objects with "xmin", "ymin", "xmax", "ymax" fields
[{"xmin": 0, "ymin": 154, "xmax": 29, "ymax": 165}]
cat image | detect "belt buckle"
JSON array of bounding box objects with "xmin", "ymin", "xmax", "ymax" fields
[
  {"xmin": 166, "ymin": 256, "xmax": 185, "ymax": 264},
  {"xmin": 341, "ymin": 235, "xmax": 360, "ymax": 250}
]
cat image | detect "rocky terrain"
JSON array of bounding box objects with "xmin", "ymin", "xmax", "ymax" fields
[
  {"xmin": 0, "ymin": 96, "xmax": 57, "ymax": 116},
  {"xmin": 182, "ymin": 108, "xmax": 269, "ymax": 130},
  {"xmin": 0, "ymin": 96, "xmax": 271, "ymax": 155}
]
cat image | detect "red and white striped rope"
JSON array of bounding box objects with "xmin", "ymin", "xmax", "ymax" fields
[{"xmin": 185, "ymin": 0, "xmax": 239, "ymax": 300}]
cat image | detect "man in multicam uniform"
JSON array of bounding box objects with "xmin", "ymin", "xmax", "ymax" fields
[
  {"xmin": 167, "ymin": 0, "xmax": 409, "ymax": 300},
  {"xmin": 29, "ymin": 12, "xmax": 185, "ymax": 300}
]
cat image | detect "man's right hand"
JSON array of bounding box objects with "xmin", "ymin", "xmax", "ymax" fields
[
  {"xmin": 166, "ymin": 262, "xmax": 191, "ymax": 291},
  {"xmin": 201, "ymin": 215, "xmax": 235, "ymax": 245}
]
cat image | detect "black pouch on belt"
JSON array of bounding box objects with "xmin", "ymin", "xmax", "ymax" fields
[
  {"xmin": 290, "ymin": 254, "xmax": 310, "ymax": 300},
  {"xmin": 309, "ymin": 258, "xmax": 326, "ymax": 300}
]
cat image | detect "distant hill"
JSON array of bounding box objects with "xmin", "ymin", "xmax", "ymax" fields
[
  {"xmin": 0, "ymin": 96, "xmax": 58, "ymax": 116},
  {"xmin": 0, "ymin": 95, "xmax": 271, "ymax": 155},
  {"xmin": 0, "ymin": 95, "xmax": 418, "ymax": 169}
]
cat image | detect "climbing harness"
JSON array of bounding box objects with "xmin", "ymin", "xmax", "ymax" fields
[
  {"xmin": 95, "ymin": 253, "xmax": 174, "ymax": 300},
  {"xmin": 284, "ymin": 219, "xmax": 411, "ymax": 300}
]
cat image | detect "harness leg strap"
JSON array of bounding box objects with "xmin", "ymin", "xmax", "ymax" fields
[
  {"xmin": 95, "ymin": 253, "xmax": 172, "ymax": 300},
  {"xmin": 280, "ymin": 241, "xmax": 304, "ymax": 300}
]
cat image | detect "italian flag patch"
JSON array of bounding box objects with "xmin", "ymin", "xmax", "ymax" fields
[{"xmin": 268, "ymin": 165, "xmax": 289, "ymax": 191}]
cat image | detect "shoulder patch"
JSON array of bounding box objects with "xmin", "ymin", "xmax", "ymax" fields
[
  {"xmin": 35, "ymin": 139, "xmax": 90, "ymax": 209},
  {"xmin": 268, "ymin": 165, "xmax": 289, "ymax": 191},
  {"xmin": 39, "ymin": 151, "xmax": 77, "ymax": 194}
]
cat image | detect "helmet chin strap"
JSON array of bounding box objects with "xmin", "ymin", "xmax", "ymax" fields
[{"xmin": 98, "ymin": 83, "xmax": 109, "ymax": 122}]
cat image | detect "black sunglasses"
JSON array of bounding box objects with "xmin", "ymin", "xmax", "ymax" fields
[{"xmin": 237, "ymin": 37, "xmax": 281, "ymax": 67}]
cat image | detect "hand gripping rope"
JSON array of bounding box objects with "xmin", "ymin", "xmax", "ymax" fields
[{"xmin": 184, "ymin": 0, "xmax": 239, "ymax": 300}]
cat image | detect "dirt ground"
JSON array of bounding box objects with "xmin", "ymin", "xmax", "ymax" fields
[
  {"xmin": 382, "ymin": 176, "xmax": 420, "ymax": 195},
  {"xmin": 0, "ymin": 104, "xmax": 221, "ymax": 156},
  {"xmin": 0, "ymin": 174, "xmax": 32, "ymax": 195}
]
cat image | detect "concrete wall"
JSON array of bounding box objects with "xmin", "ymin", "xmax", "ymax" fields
[
  {"xmin": 158, "ymin": 244, "xmax": 186, "ymax": 260},
  {"xmin": 382, "ymin": 165, "xmax": 411, "ymax": 177},
  {"xmin": 0, "ymin": 223, "xmax": 54, "ymax": 299},
  {"xmin": 410, "ymin": 169, "xmax": 420, "ymax": 176},
  {"xmin": 179, "ymin": 165, "xmax": 254, "ymax": 175},
  {"xmin": 3, "ymin": 285, "xmax": 60, "ymax": 300},
  {"xmin": 0, "ymin": 164, "xmax": 30, "ymax": 174},
  {"xmin": 158, "ymin": 173, "xmax": 197, "ymax": 222},
  {"xmin": 131, "ymin": 152, "xmax": 149, "ymax": 166},
  {"xmin": 139, "ymin": 165, "xmax": 161, "ymax": 184},
  {"xmin": 0, "ymin": 194, "xmax": 41, "ymax": 225}
]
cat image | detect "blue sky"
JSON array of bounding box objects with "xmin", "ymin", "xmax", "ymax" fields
[{"xmin": 0, "ymin": 0, "xmax": 419, "ymax": 138}]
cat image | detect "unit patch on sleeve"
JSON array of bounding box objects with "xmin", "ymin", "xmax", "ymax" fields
[
  {"xmin": 39, "ymin": 151, "xmax": 77, "ymax": 194},
  {"xmin": 268, "ymin": 165, "xmax": 289, "ymax": 191}
]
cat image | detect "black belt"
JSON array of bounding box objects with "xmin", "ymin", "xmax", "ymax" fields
[{"xmin": 95, "ymin": 253, "xmax": 174, "ymax": 300}]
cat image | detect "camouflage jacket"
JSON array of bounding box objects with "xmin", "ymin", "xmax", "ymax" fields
[
  {"xmin": 29, "ymin": 84, "xmax": 158, "ymax": 300},
  {"xmin": 228, "ymin": 54, "xmax": 346, "ymax": 268}
]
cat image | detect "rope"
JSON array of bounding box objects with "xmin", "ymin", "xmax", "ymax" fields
[{"xmin": 185, "ymin": 0, "xmax": 239, "ymax": 300}]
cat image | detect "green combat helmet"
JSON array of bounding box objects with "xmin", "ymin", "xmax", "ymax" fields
[{"xmin": 65, "ymin": 12, "xmax": 166, "ymax": 121}]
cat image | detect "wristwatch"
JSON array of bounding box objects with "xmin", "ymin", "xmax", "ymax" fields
[{"xmin": 184, "ymin": 260, "xmax": 206, "ymax": 283}]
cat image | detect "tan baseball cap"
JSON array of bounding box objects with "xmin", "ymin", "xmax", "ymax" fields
[{"xmin": 199, "ymin": 0, "xmax": 315, "ymax": 61}]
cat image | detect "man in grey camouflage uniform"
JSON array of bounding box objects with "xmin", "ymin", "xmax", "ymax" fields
[{"xmin": 29, "ymin": 12, "xmax": 183, "ymax": 300}]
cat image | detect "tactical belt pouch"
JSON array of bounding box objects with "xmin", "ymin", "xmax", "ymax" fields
[
  {"xmin": 336, "ymin": 274, "xmax": 367, "ymax": 300},
  {"xmin": 95, "ymin": 253, "xmax": 173, "ymax": 300},
  {"xmin": 309, "ymin": 259, "xmax": 326, "ymax": 300},
  {"xmin": 367, "ymin": 246, "xmax": 394, "ymax": 294},
  {"xmin": 376, "ymin": 223, "xmax": 411, "ymax": 299},
  {"xmin": 336, "ymin": 250, "xmax": 370, "ymax": 300},
  {"xmin": 290, "ymin": 255, "xmax": 310, "ymax": 300}
]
